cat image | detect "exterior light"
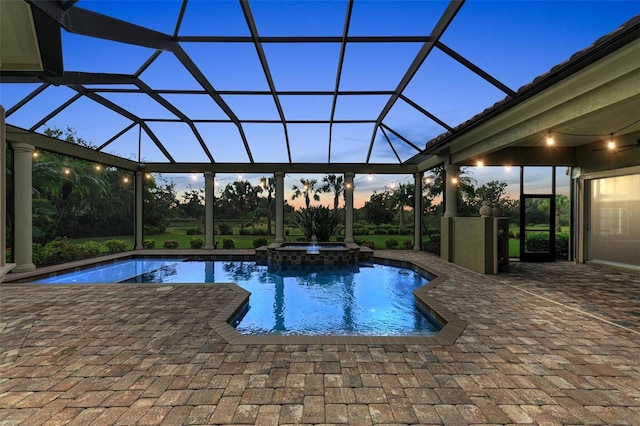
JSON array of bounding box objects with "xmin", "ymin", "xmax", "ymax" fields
[
  {"xmin": 476, "ymin": 160, "xmax": 483, "ymax": 167},
  {"xmin": 123, "ymin": 177, "xmax": 129, "ymax": 183},
  {"xmin": 95, "ymin": 165, "xmax": 101, "ymax": 171},
  {"xmin": 346, "ymin": 183, "xmax": 352, "ymax": 189},
  {"xmin": 607, "ymin": 135, "xmax": 615, "ymax": 150},
  {"xmin": 191, "ymin": 173, "xmax": 198, "ymax": 181},
  {"xmin": 63, "ymin": 168, "xmax": 71, "ymax": 175},
  {"xmin": 505, "ymin": 165, "xmax": 512, "ymax": 171},
  {"xmin": 367, "ymin": 174, "xmax": 373, "ymax": 181},
  {"xmin": 451, "ymin": 177, "xmax": 458, "ymax": 184},
  {"xmin": 546, "ymin": 131, "xmax": 554, "ymax": 145},
  {"xmin": 145, "ymin": 173, "xmax": 152, "ymax": 179},
  {"xmin": 32, "ymin": 151, "xmax": 38, "ymax": 158}
]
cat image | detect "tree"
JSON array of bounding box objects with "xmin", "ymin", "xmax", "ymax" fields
[
  {"xmin": 321, "ymin": 174, "xmax": 344, "ymax": 210},
  {"xmin": 223, "ymin": 180, "xmax": 260, "ymax": 231},
  {"xmin": 143, "ymin": 176, "xmax": 178, "ymax": 234},
  {"xmin": 363, "ymin": 190, "xmax": 395, "ymax": 231},
  {"xmin": 291, "ymin": 178, "xmax": 320, "ymax": 209},
  {"xmin": 424, "ymin": 165, "xmax": 476, "ymax": 216},
  {"xmin": 177, "ymin": 185, "xmax": 204, "ymax": 220},
  {"xmin": 391, "ymin": 182, "xmax": 414, "ymax": 232},
  {"xmin": 259, "ymin": 176, "xmax": 275, "ymax": 235}
]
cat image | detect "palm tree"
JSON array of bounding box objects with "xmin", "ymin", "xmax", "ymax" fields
[
  {"xmin": 223, "ymin": 180, "xmax": 260, "ymax": 232},
  {"xmin": 392, "ymin": 182, "xmax": 414, "ymax": 233},
  {"xmin": 321, "ymin": 174, "xmax": 344, "ymax": 210},
  {"xmin": 291, "ymin": 178, "xmax": 320, "ymax": 209},
  {"xmin": 259, "ymin": 176, "xmax": 275, "ymax": 235}
]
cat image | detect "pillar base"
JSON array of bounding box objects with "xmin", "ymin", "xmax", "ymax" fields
[{"xmin": 12, "ymin": 263, "xmax": 35, "ymax": 273}]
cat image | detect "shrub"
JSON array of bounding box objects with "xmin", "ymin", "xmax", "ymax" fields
[
  {"xmin": 218, "ymin": 223, "xmax": 233, "ymax": 235},
  {"xmin": 556, "ymin": 232, "xmax": 569, "ymax": 260},
  {"xmin": 222, "ymin": 238, "xmax": 235, "ymax": 249},
  {"xmin": 34, "ymin": 238, "xmax": 89, "ymax": 265},
  {"xmin": 354, "ymin": 228, "xmax": 369, "ymax": 235},
  {"xmin": 335, "ymin": 236, "xmax": 345, "ymax": 242},
  {"xmin": 252, "ymin": 228, "xmax": 267, "ymax": 236},
  {"xmin": 385, "ymin": 239, "xmax": 399, "ymax": 249},
  {"xmin": 524, "ymin": 233, "xmax": 549, "ymax": 252},
  {"xmin": 238, "ymin": 228, "xmax": 251, "ymax": 235},
  {"xmin": 144, "ymin": 225, "xmax": 165, "ymax": 235},
  {"xmin": 81, "ymin": 241, "xmax": 101, "ymax": 257},
  {"xmin": 105, "ymin": 239, "xmax": 128, "ymax": 254},
  {"xmin": 163, "ymin": 240, "xmax": 179, "ymax": 249},
  {"xmin": 524, "ymin": 232, "xmax": 568, "ymax": 260},
  {"xmin": 186, "ymin": 227, "xmax": 203, "ymax": 235},
  {"xmin": 402, "ymin": 239, "xmax": 413, "ymax": 249},
  {"xmin": 355, "ymin": 239, "xmax": 376, "ymax": 249},
  {"xmin": 190, "ymin": 237, "xmax": 205, "ymax": 249},
  {"xmin": 143, "ymin": 239, "xmax": 156, "ymax": 249},
  {"xmin": 294, "ymin": 206, "xmax": 342, "ymax": 241},
  {"xmin": 423, "ymin": 241, "xmax": 440, "ymax": 256},
  {"xmin": 252, "ymin": 238, "xmax": 268, "ymax": 248}
]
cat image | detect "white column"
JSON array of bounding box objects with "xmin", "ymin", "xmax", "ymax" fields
[
  {"xmin": 274, "ymin": 172, "xmax": 285, "ymax": 243},
  {"xmin": 204, "ymin": 172, "xmax": 215, "ymax": 249},
  {"xmin": 134, "ymin": 171, "xmax": 143, "ymax": 250},
  {"xmin": 413, "ymin": 172, "xmax": 423, "ymax": 250},
  {"xmin": 12, "ymin": 142, "xmax": 36, "ymax": 272},
  {"xmin": 344, "ymin": 172, "xmax": 354, "ymax": 243},
  {"xmin": 444, "ymin": 164, "xmax": 459, "ymax": 217}
]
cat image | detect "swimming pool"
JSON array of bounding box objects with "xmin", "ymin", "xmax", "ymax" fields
[{"xmin": 33, "ymin": 259, "xmax": 440, "ymax": 336}]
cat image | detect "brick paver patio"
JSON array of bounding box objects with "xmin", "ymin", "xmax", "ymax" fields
[{"xmin": 1, "ymin": 251, "xmax": 639, "ymax": 425}]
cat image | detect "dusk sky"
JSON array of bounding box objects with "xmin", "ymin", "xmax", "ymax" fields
[{"xmin": 2, "ymin": 0, "xmax": 638, "ymax": 207}]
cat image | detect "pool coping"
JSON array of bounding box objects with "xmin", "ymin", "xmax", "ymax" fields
[{"xmin": 6, "ymin": 249, "xmax": 468, "ymax": 346}]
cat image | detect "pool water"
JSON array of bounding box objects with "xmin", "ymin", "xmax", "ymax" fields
[{"xmin": 34, "ymin": 259, "xmax": 440, "ymax": 336}]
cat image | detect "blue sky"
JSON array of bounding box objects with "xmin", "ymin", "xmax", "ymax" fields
[{"xmin": 1, "ymin": 0, "xmax": 638, "ymax": 205}]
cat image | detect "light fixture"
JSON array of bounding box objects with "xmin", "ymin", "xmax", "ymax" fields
[
  {"xmin": 367, "ymin": 174, "xmax": 373, "ymax": 181},
  {"xmin": 191, "ymin": 173, "xmax": 198, "ymax": 181},
  {"xmin": 32, "ymin": 151, "xmax": 38, "ymax": 158},
  {"xmin": 451, "ymin": 177, "xmax": 458, "ymax": 184},
  {"xmin": 504, "ymin": 165, "xmax": 512, "ymax": 172},
  {"xmin": 95, "ymin": 165, "xmax": 101, "ymax": 171},
  {"xmin": 476, "ymin": 160, "xmax": 483, "ymax": 167},
  {"xmin": 123, "ymin": 177, "xmax": 129, "ymax": 184},
  {"xmin": 346, "ymin": 183, "xmax": 352, "ymax": 189},
  {"xmin": 145, "ymin": 173, "xmax": 152, "ymax": 179},
  {"xmin": 424, "ymin": 177, "xmax": 431, "ymax": 185},
  {"xmin": 63, "ymin": 168, "xmax": 71, "ymax": 175},
  {"xmin": 607, "ymin": 134, "xmax": 615, "ymax": 150},
  {"xmin": 546, "ymin": 131, "xmax": 554, "ymax": 145}
]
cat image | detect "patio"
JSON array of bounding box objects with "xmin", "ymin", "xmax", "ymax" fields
[{"xmin": 1, "ymin": 251, "xmax": 638, "ymax": 425}]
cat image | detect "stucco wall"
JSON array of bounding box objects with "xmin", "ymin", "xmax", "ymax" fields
[{"xmin": 441, "ymin": 217, "xmax": 496, "ymax": 274}]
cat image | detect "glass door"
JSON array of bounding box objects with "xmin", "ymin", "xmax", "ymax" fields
[{"xmin": 520, "ymin": 194, "xmax": 555, "ymax": 261}]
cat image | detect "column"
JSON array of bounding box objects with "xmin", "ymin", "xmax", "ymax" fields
[
  {"xmin": 444, "ymin": 164, "xmax": 459, "ymax": 217},
  {"xmin": 413, "ymin": 172, "xmax": 423, "ymax": 250},
  {"xmin": 134, "ymin": 171, "xmax": 143, "ymax": 250},
  {"xmin": 274, "ymin": 172, "xmax": 285, "ymax": 243},
  {"xmin": 204, "ymin": 172, "xmax": 215, "ymax": 249},
  {"xmin": 12, "ymin": 142, "xmax": 36, "ymax": 272},
  {"xmin": 344, "ymin": 172, "xmax": 354, "ymax": 243}
]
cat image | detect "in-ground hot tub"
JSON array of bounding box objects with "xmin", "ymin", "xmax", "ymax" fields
[{"xmin": 255, "ymin": 241, "xmax": 372, "ymax": 265}]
